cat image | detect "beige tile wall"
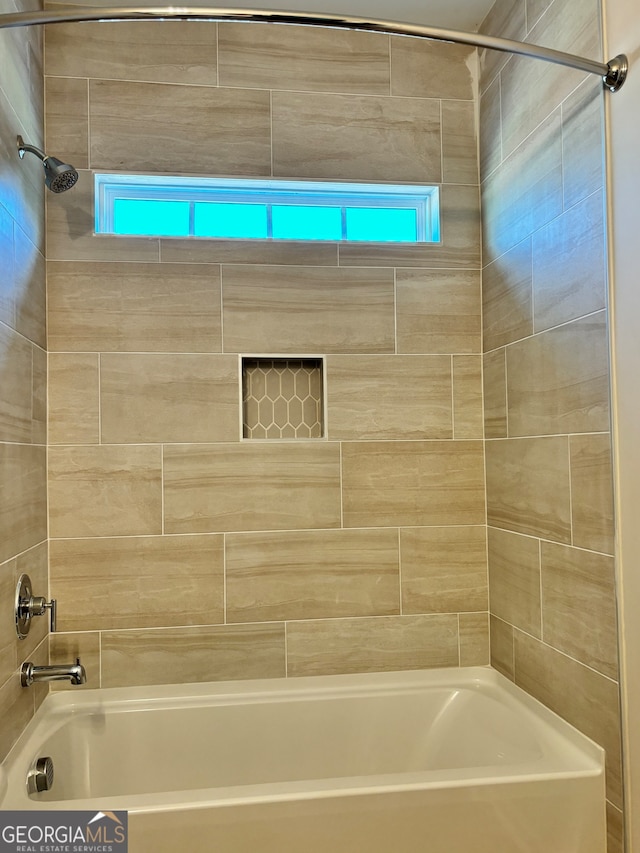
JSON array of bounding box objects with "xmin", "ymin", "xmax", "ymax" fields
[
  {"xmin": 480, "ymin": 0, "xmax": 621, "ymax": 845},
  {"xmin": 44, "ymin": 18, "xmax": 487, "ymax": 689},
  {"xmin": 0, "ymin": 3, "xmax": 49, "ymax": 761}
]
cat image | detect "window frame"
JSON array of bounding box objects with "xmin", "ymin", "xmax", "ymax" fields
[{"xmin": 94, "ymin": 174, "xmax": 441, "ymax": 243}]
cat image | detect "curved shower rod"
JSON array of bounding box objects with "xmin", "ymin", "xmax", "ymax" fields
[{"xmin": 0, "ymin": 5, "xmax": 628, "ymax": 92}]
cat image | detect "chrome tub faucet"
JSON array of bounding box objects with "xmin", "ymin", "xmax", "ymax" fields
[{"xmin": 20, "ymin": 658, "xmax": 87, "ymax": 687}]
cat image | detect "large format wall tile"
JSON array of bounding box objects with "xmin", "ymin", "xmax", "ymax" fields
[
  {"xmin": 0, "ymin": 323, "xmax": 36, "ymax": 443},
  {"xmin": 50, "ymin": 535, "xmax": 224, "ymax": 631},
  {"xmin": 482, "ymin": 110, "xmax": 563, "ymax": 264},
  {"xmin": 100, "ymin": 354, "xmax": 240, "ymax": 444},
  {"xmin": 478, "ymin": 0, "xmax": 526, "ymax": 88},
  {"xmin": 222, "ymin": 265, "xmax": 395, "ymax": 354},
  {"xmin": 49, "ymin": 445, "xmax": 163, "ymax": 538},
  {"xmin": 272, "ymin": 91, "xmax": 442, "ymax": 182},
  {"xmin": 163, "ymin": 443, "xmax": 341, "ymax": 534},
  {"xmin": 342, "ymin": 441, "xmax": 485, "ymax": 528},
  {"xmin": 499, "ymin": 0, "xmax": 602, "ymax": 158},
  {"xmin": 485, "ymin": 437, "xmax": 571, "ymax": 542},
  {"xmin": 483, "ymin": 349, "xmax": 507, "ymax": 438},
  {"xmin": 326, "ymin": 355, "xmax": 452, "ymax": 440},
  {"xmin": 287, "ymin": 614, "xmax": 459, "ymax": 677},
  {"xmin": 541, "ymin": 541, "xmax": 617, "ymax": 679},
  {"xmin": 0, "ymin": 444, "xmax": 46, "ymax": 564},
  {"xmin": 48, "ymin": 353, "xmax": 100, "ymax": 445},
  {"xmin": 89, "ymin": 81, "xmax": 271, "ymax": 175},
  {"xmin": 226, "ymin": 529, "xmax": 399, "ymax": 623},
  {"xmin": 160, "ymin": 237, "xmax": 338, "ymax": 267},
  {"xmin": 482, "ymin": 238, "xmax": 532, "ymax": 352},
  {"xmin": 506, "ymin": 312, "xmax": 610, "ymax": 437},
  {"xmin": 570, "ymin": 433, "xmax": 615, "ymax": 555},
  {"xmin": 479, "ymin": 75, "xmax": 502, "ymax": 181},
  {"xmin": 0, "ymin": 672, "xmax": 37, "ymax": 762},
  {"xmin": 44, "ymin": 77, "xmax": 88, "ymax": 169},
  {"xmin": 13, "ymin": 224, "xmax": 46, "ymax": 350},
  {"xmin": 31, "ymin": 347, "xmax": 46, "ymax": 446},
  {"xmin": 396, "ymin": 269, "xmax": 481, "ymax": 354},
  {"xmin": 562, "ymin": 80, "xmax": 605, "ymax": 209},
  {"xmin": 102, "ymin": 624, "xmax": 286, "ymax": 688},
  {"xmin": 459, "ymin": 613, "xmax": 491, "ymax": 666},
  {"xmin": 607, "ymin": 802, "xmax": 624, "ymax": 853},
  {"xmin": 452, "ymin": 355, "xmax": 483, "ymax": 439},
  {"xmin": 46, "ymin": 21, "xmax": 218, "ymax": 85},
  {"xmin": 218, "ymin": 24, "xmax": 390, "ymax": 94},
  {"xmin": 48, "ymin": 262, "xmax": 221, "ymax": 352},
  {"xmin": 442, "ymin": 100, "xmax": 478, "ymax": 185},
  {"xmin": 0, "ymin": 207, "xmax": 15, "ymax": 330},
  {"xmin": 532, "ymin": 191, "xmax": 606, "ymax": 332},
  {"xmin": 0, "ymin": 89, "xmax": 44, "ymax": 254},
  {"xmin": 487, "ymin": 526, "xmax": 541, "ymax": 636},
  {"xmin": 391, "ymin": 39, "xmax": 474, "ymax": 100},
  {"xmin": 490, "ymin": 615, "xmax": 514, "ymax": 680},
  {"xmin": 400, "ymin": 526, "xmax": 488, "ymax": 614}
]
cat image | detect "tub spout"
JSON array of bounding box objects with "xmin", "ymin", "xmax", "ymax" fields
[{"xmin": 21, "ymin": 658, "xmax": 87, "ymax": 687}]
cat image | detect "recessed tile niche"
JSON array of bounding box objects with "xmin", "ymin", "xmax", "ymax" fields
[{"xmin": 242, "ymin": 357, "xmax": 324, "ymax": 439}]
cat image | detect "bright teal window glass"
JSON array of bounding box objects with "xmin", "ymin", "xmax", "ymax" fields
[
  {"xmin": 345, "ymin": 207, "xmax": 418, "ymax": 242},
  {"xmin": 113, "ymin": 198, "xmax": 190, "ymax": 236},
  {"xmin": 194, "ymin": 202, "xmax": 268, "ymax": 238},
  {"xmin": 272, "ymin": 205, "xmax": 342, "ymax": 241}
]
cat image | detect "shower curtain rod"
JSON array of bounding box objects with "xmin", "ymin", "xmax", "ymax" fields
[{"xmin": 0, "ymin": 5, "xmax": 628, "ymax": 92}]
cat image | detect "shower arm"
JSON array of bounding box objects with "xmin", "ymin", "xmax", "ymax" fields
[
  {"xmin": 0, "ymin": 5, "xmax": 628, "ymax": 92},
  {"xmin": 16, "ymin": 136, "xmax": 47, "ymax": 163}
]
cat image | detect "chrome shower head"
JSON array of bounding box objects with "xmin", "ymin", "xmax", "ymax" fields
[{"xmin": 17, "ymin": 135, "xmax": 79, "ymax": 193}]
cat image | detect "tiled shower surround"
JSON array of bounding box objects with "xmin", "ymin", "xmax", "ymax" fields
[
  {"xmin": 0, "ymin": 2, "xmax": 616, "ymax": 849},
  {"xmin": 44, "ymin": 18, "xmax": 488, "ymax": 688},
  {"xmin": 480, "ymin": 0, "xmax": 621, "ymax": 847}
]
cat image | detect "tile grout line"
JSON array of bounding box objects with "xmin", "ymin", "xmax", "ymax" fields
[
  {"xmin": 485, "ymin": 523, "xmax": 615, "ymax": 559},
  {"xmin": 506, "ymin": 619, "xmax": 620, "ymax": 686}
]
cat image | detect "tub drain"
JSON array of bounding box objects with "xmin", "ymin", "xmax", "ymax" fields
[{"xmin": 27, "ymin": 756, "xmax": 54, "ymax": 794}]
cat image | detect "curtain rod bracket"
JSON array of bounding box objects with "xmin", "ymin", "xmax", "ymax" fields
[{"xmin": 604, "ymin": 54, "xmax": 628, "ymax": 93}]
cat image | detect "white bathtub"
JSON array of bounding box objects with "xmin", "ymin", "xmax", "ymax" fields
[{"xmin": 0, "ymin": 666, "xmax": 606, "ymax": 853}]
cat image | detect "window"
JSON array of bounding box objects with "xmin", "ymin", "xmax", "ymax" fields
[{"xmin": 95, "ymin": 175, "xmax": 440, "ymax": 243}]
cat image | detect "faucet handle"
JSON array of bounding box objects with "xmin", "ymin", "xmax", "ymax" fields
[
  {"xmin": 28, "ymin": 596, "xmax": 57, "ymax": 633},
  {"xmin": 15, "ymin": 574, "xmax": 57, "ymax": 638}
]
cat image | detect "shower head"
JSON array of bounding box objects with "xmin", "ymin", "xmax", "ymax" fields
[{"xmin": 16, "ymin": 135, "xmax": 79, "ymax": 193}]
